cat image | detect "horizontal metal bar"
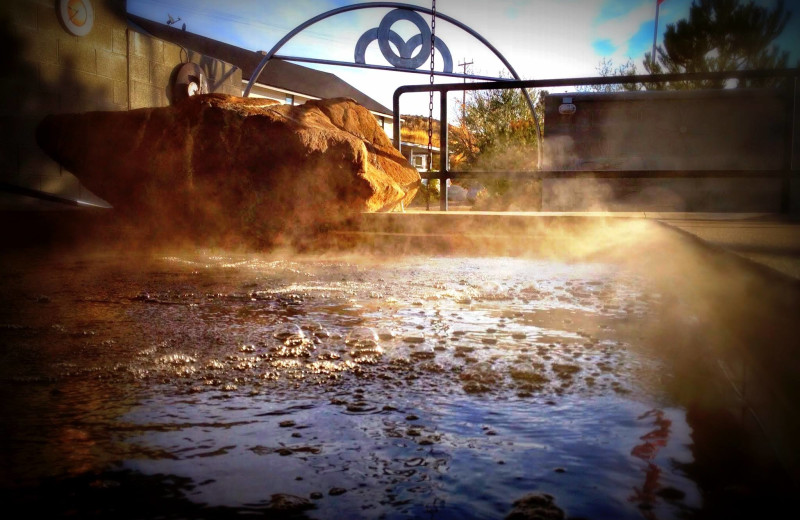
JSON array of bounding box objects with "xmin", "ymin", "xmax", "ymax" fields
[
  {"xmin": 272, "ymin": 55, "xmax": 506, "ymax": 82},
  {"xmin": 419, "ymin": 169, "xmax": 794, "ymax": 180},
  {"xmin": 396, "ymin": 68, "xmax": 800, "ymax": 96}
]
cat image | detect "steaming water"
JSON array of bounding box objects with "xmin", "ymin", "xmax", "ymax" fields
[{"xmin": 0, "ymin": 251, "xmax": 703, "ymax": 518}]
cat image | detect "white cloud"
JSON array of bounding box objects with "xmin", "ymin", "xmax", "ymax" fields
[
  {"xmin": 129, "ymin": 0, "xmax": 660, "ymax": 115},
  {"xmin": 593, "ymin": 0, "xmax": 654, "ymax": 50}
]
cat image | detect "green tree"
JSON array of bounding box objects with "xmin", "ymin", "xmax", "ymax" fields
[
  {"xmin": 449, "ymin": 84, "xmax": 545, "ymax": 210},
  {"xmin": 450, "ymin": 85, "xmax": 544, "ymax": 171},
  {"xmin": 578, "ymin": 57, "xmax": 641, "ymax": 92},
  {"xmin": 644, "ymin": 0, "xmax": 792, "ymax": 88}
]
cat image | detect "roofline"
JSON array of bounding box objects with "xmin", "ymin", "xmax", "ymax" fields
[
  {"xmin": 400, "ymin": 141, "xmax": 441, "ymax": 152},
  {"xmin": 246, "ymin": 80, "xmax": 394, "ymax": 119},
  {"xmin": 247, "ymin": 81, "xmax": 320, "ymax": 101},
  {"xmin": 126, "ymin": 13, "xmax": 393, "ymax": 116}
]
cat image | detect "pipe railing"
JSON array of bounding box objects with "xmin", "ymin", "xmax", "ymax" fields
[{"xmin": 393, "ymin": 68, "xmax": 800, "ymax": 212}]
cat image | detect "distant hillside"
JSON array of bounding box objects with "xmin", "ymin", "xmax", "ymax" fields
[
  {"xmin": 399, "ymin": 115, "xmax": 470, "ymax": 170},
  {"xmin": 400, "ymin": 115, "xmax": 441, "ymax": 148}
]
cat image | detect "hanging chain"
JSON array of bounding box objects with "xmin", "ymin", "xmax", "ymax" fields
[{"xmin": 427, "ymin": 0, "xmax": 436, "ymax": 174}]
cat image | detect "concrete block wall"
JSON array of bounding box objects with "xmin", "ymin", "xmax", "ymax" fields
[
  {"xmin": 128, "ymin": 30, "xmax": 241, "ymax": 109},
  {"xmin": 1, "ymin": 0, "xmax": 242, "ymax": 208},
  {"xmin": 542, "ymin": 88, "xmax": 799, "ymax": 213},
  {"xmin": 1, "ymin": 0, "xmax": 129, "ymax": 204}
]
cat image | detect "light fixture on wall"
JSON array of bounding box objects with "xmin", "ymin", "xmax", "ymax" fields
[
  {"xmin": 558, "ymin": 97, "xmax": 577, "ymax": 115},
  {"xmin": 58, "ymin": 0, "xmax": 94, "ymax": 37}
]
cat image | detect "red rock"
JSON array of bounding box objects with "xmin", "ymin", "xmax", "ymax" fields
[{"xmin": 36, "ymin": 94, "xmax": 420, "ymax": 247}]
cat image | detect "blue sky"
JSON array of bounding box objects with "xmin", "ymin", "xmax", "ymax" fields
[{"xmin": 127, "ymin": 0, "xmax": 800, "ymax": 116}]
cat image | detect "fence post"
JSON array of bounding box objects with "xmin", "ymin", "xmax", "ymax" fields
[
  {"xmin": 440, "ymin": 90, "xmax": 449, "ymax": 211},
  {"xmin": 392, "ymin": 91, "xmax": 401, "ymax": 151}
]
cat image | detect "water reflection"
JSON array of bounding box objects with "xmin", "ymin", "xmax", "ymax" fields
[{"xmin": 1, "ymin": 249, "xmax": 782, "ymax": 518}]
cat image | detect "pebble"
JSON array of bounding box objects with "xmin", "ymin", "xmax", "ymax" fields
[
  {"xmin": 507, "ymin": 493, "xmax": 565, "ymax": 520},
  {"xmin": 268, "ymin": 494, "xmax": 314, "ymax": 513}
]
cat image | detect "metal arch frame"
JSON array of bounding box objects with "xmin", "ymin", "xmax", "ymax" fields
[{"xmin": 242, "ymin": 2, "xmax": 543, "ymax": 166}]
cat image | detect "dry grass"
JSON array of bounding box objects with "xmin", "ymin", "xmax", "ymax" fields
[
  {"xmin": 400, "ymin": 115, "xmax": 441, "ymax": 147},
  {"xmin": 400, "ymin": 127, "xmax": 440, "ymax": 148}
]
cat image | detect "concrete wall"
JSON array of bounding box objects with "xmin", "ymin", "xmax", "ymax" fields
[
  {"xmin": 0, "ymin": 0, "xmax": 241, "ymax": 208},
  {"xmin": 542, "ymin": 88, "xmax": 798, "ymax": 212},
  {"xmin": 1, "ymin": 0, "xmax": 129, "ymax": 205},
  {"xmin": 544, "ymin": 88, "xmax": 788, "ymax": 171},
  {"xmin": 128, "ymin": 29, "xmax": 241, "ymax": 109}
]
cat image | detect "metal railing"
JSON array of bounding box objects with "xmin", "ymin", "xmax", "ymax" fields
[{"xmin": 393, "ymin": 68, "xmax": 799, "ymax": 211}]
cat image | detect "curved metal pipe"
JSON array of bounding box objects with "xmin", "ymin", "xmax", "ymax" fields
[{"xmin": 243, "ymin": 1, "xmax": 542, "ymax": 167}]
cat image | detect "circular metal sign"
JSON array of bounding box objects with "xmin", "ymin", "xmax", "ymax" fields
[
  {"xmin": 377, "ymin": 9, "xmax": 431, "ymax": 70},
  {"xmin": 354, "ymin": 8, "xmax": 453, "ymax": 73}
]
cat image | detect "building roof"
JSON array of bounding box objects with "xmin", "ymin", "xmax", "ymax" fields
[
  {"xmin": 128, "ymin": 14, "xmax": 393, "ymax": 116},
  {"xmin": 400, "ymin": 142, "xmax": 440, "ymax": 153}
]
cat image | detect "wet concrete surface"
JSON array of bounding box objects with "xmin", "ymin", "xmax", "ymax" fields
[{"xmin": 1, "ymin": 212, "xmax": 799, "ymax": 519}]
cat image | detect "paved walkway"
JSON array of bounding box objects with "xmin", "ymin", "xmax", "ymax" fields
[
  {"xmin": 368, "ymin": 210, "xmax": 800, "ymax": 279},
  {"xmin": 646, "ymin": 213, "xmax": 800, "ymax": 280}
]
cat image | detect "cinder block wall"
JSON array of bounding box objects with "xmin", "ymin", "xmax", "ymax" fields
[
  {"xmin": 542, "ymin": 89, "xmax": 799, "ymax": 213},
  {"xmin": 128, "ymin": 30, "xmax": 241, "ymax": 109},
  {"xmin": 0, "ymin": 0, "xmax": 241, "ymax": 207},
  {"xmin": 0, "ymin": 0, "xmax": 128, "ymax": 204}
]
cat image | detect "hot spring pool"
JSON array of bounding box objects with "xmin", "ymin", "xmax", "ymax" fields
[{"xmin": 1, "ymin": 223, "xmax": 797, "ymax": 519}]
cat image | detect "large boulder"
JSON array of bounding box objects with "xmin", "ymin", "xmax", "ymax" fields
[{"xmin": 36, "ymin": 94, "xmax": 420, "ymax": 247}]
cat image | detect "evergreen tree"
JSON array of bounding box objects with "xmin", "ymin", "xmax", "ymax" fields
[{"xmin": 643, "ymin": 0, "xmax": 792, "ymax": 88}]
